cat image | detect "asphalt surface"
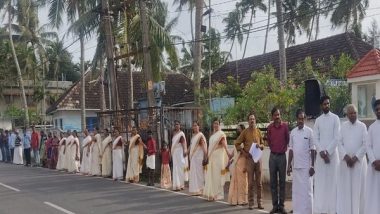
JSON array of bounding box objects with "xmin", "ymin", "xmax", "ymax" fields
[{"xmin": 0, "ymin": 163, "xmax": 277, "ymax": 214}]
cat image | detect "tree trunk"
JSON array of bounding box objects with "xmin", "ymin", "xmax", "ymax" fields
[
  {"xmin": 8, "ymin": 4, "xmax": 29, "ymax": 127},
  {"xmin": 263, "ymin": 0, "xmax": 271, "ymax": 54},
  {"xmin": 193, "ymin": 0, "xmax": 203, "ymax": 105},
  {"xmin": 99, "ymin": 57, "xmax": 106, "ymax": 129},
  {"xmin": 80, "ymin": 34, "xmax": 86, "ymax": 131},
  {"xmin": 140, "ymin": 0, "xmax": 155, "ymax": 107},
  {"xmin": 308, "ymin": 14, "xmax": 315, "ymax": 42},
  {"xmin": 225, "ymin": 39, "xmax": 235, "ymax": 63},
  {"xmin": 314, "ymin": 0, "xmax": 321, "ymax": 40},
  {"xmin": 190, "ymin": 7, "xmax": 195, "ymax": 42},
  {"xmin": 275, "ymin": 0, "xmax": 287, "ymax": 83},
  {"xmin": 102, "ymin": 0, "xmax": 120, "ymax": 112},
  {"xmin": 242, "ymin": 9, "xmax": 254, "ymax": 59}
]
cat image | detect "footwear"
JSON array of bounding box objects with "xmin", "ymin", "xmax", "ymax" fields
[
  {"xmin": 269, "ymin": 207, "xmax": 278, "ymax": 214},
  {"xmin": 257, "ymin": 205, "xmax": 264, "ymax": 209},
  {"xmin": 248, "ymin": 205, "xmax": 254, "ymax": 210},
  {"xmin": 278, "ymin": 207, "xmax": 287, "ymax": 214}
]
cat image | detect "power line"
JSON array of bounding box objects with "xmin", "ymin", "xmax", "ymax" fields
[
  {"xmin": 168, "ymin": 0, "xmax": 238, "ymax": 13},
  {"xmin": 167, "ymin": 5, "xmax": 380, "ymax": 47}
]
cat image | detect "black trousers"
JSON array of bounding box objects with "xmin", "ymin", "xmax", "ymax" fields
[
  {"xmin": 269, "ymin": 153, "xmax": 287, "ymax": 209},
  {"xmin": 24, "ymin": 148, "xmax": 31, "ymax": 165},
  {"xmin": 10, "ymin": 148, "xmax": 14, "ymax": 162}
]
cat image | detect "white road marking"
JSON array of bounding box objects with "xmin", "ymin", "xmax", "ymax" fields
[
  {"xmin": 0, "ymin": 182, "xmax": 21, "ymax": 192},
  {"xmin": 44, "ymin": 202, "xmax": 75, "ymax": 214}
]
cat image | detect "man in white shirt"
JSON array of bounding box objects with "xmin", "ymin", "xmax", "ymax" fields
[
  {"xmin": 313, "ymin": 95, "xmax": 340, "ymax": 214},
  {"xmin": 337, "ymin": 104, "xmax": 367, "ymax": 214},
  {"xmin": 364, "ymin": 99, "xmax": 380, "ymax": 213},
  {"xmin": 287, "ymin": 109, "xmax": 315, "ymax": 214}
]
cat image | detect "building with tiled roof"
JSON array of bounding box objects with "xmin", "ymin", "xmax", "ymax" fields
[
  {"xmin": 347, "ymin": 49, "xmax": 380, "ymax": 120},
  {"xmin": 46, "ymin": 71, "xmax": 194, "ymax": 131},
  {"xmin": 203, "ymin": 33, "xmax": 373, "ymax": 88}
]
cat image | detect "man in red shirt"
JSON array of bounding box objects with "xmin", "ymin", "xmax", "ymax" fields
[
  {"xmin": 31, "ymin": 126, "xmax": 40, "ymax": 167},
  {"xmin": 267, "ymin": 107, "xmax": 289, "ymax": 214},
  {"xmin": 146, "ymin": 130, "xmax": 156, "ymax": 186}
]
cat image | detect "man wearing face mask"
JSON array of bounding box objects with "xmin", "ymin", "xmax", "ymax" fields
[
  {"xmin": 313, "ymin": 95, "xmax": 340, "ymax": 214},
  {"xmin": 336, "ymin": 104, "xmax": 367, "ymax": 214}
]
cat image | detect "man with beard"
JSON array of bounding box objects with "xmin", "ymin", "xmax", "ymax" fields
[
  {"xmin": 313, "ymin": 95, "xmax": 340, "ymax": 214},
  {"xmin": 364, "ymin": 99, "xmax": 380, "ymax": 213}
]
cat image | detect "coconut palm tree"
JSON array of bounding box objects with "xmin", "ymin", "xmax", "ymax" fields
[
  {"xmin": 330, "ymin": 0, "xmax": 369, "ymax": 33},
  {"xmin": 173, "ymin": 0, "xmax": 196, "ymax": 41},
  {"xmin": 223, "ymin": 6, "xmax": 246, "ymax": 63},
  {"xmin": 2, "ymin": 0, "xmax": 30, "ymax": 127},
  {"xmin": 44, "ymin": 0, "xmax": 92, "ymax": 131},
  {"xmin": 238, "ymin": 0, "xmax": 267, "ymax": 58},
  {"xmin": 129, "ymin": 0, "xmax": 180, "ymax": 81}
]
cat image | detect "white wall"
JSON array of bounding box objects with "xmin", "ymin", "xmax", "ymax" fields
[{"xmin": 51, "ymin": 110, "xmax": 98, "ymax": 131}]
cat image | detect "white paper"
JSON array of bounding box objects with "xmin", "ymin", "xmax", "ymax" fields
[{"xmin": 249, "ymin": 142, "xmax": 263, "ymax": 163}]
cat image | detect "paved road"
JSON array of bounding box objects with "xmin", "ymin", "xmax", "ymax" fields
[{"xmin": 0, "ymin": 163, "xmax": 281, "ymax": 214}]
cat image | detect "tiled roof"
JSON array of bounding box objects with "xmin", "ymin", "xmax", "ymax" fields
[
  {"xmin": 46, "ymin": 71, "xmax": 194, "ymax": 114},
  {"xmin": 203, "ymin": 33, "xmax": 373, "ymax": 87},
  {"xmin": 347, "ymin": 49, "xmax": 380, "ymax": 78}
]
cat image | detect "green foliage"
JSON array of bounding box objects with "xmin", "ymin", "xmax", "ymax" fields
[
  {"xmin": 4, "ymin": 105, "xmax": 42, "ymax": 127},
  {"xmin": 223, "ymin": 66, "xmax": 303, "ymax": 124},
  {"xmin": 329, "ymin": 54, "xmax": 356, "ymax": 79},
  {"xmin": 210, "ymin": 76, "xmax": 243, "ymax": 98},
  {"xmin": 4, "ymin": 105, "xmax": 24, "ymax": 119},
  {"xmin": 221, "ymin": 54, "xmax": 356, "ymax": 124}
]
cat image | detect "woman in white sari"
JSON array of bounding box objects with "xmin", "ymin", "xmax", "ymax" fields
[
  {"xmin": 203, "ymin": 118, "xmax": 232, "ymax": 201},
  {"xmin": 80, "ymin": 129, "xmax": 92, "ymax": 175},
  {"xmin": 68, "ymin": 131, "xmax": 80, "ymax": 173},
  {"xmin": 56, "ymin": 132, "xmax": 66, "ymax": 170},
  {"xmin": 101, "ymin": 129, "xmax": 113, "ymax": 177},
  {"xmin": 125, "ymin": 127, "xmax": 145, "ymax": 183},
  {"xmin": 189, "ymin": 121, "xmax": 207, "ymax": 195},
  {"xmin": 171, "ymin": 120, "xmax": 188, "ymax": 191},
  {"xmin": 112, "ymin": 128, "xmax": 124, "ymax": 181}
]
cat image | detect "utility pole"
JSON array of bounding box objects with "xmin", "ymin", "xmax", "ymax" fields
[
  {"xmin": 208, "ymin": 0, "xmax": 212, "ymax": 109},
  {"xmin": 139, "ymin": 0, "xmax": 155, "ymax": 107},
  {"xmin": 194, "ymin": 0, "xmax": 203, "ymax": 105},
  {"xmin": 275, "ymin": 0, "xmax": 287, "ymax": 83},
  {"xmin": 102, "ymin": 0, "xmax": 120, "ymax": 112}
]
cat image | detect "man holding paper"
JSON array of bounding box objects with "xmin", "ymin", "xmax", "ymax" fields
[
  {"xmin": 287, "ymin": 109, "xmax": 315, "ymax": 214},
  {"xmin": 235, "ymin": 112, "xmax": 264, "ymax": 210}
]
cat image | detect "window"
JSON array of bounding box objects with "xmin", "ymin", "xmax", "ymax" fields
[
  {"xmin": 55, "ymin": 119, "xmax": 58, "ymax": 128},
  {"xmin": 357, "ymin": 83, "xmax": 376, "ymax": 118},
  {"xmin": 60, "ymin": 119, "xmax": 63, "ymax": 130},
  {"xmin": 86, "ymin": 117, "xmax": 98, "ymax": 131}
]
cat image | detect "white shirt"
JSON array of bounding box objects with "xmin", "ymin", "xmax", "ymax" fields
[
  {"xmin": 290, "ymin": 125, "xmax": 314, "ymax": 169},
  {"xmin": 313, "ymin": 111, "xmax": 340, "ymax": 154},
  {"xmin": 339, "ymin": 120, "xmax": 367, "ymax": 160}
]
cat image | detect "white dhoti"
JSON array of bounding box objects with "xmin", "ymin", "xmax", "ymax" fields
[
  {"xmin": 337, "ymin": 160, "xmax": 367, "ymax": 214},
  {"xmin": 292, "ymin": 168, "xmax": 313, "ymax": 214},
  {"xmin": 313, "ymin": 153, "xmax": 338, "ymax": 214},
  {"xmin": 13, "ymin": 146, "xmax": 23, "ymax": 165},
  {"xmin": 146, "ymin": 155, "xmax": 155, "ymax": 170}
]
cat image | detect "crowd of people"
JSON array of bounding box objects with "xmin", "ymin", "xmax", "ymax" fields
[{"xmin": 0, "ymin": 96, "xmax": 380, "ymax": 214}]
